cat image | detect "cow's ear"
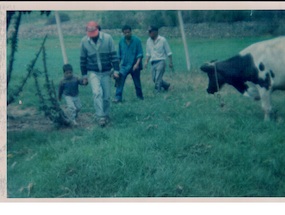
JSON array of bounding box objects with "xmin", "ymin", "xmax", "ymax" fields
[{"xmin": 200, "ymin": 62, "xmax": 214, "ymax": 73}]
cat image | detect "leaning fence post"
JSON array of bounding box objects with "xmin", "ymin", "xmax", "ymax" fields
[
  {"xmin": 55, "ymin": 11, "xmax": 68, "ymax": 64},
  {"xmin": 178, "ymin": 10, "xmax": 191, "ymax": 72}
]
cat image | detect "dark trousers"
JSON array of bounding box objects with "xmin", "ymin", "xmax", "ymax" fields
[{"xmin": 115, "ymin": 69, "xmax": 143, "ymax": 101}]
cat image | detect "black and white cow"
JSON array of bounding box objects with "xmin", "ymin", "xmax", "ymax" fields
[{"xmin": 200, "ymin": 36, "xmax": 285, "ymax": 121}]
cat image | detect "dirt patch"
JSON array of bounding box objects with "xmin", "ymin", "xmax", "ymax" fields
[
  {"xmin": 7, "ymin": 104, "xmax": 97, "ymax": 132},
  {"xmin": 7, "ymin": 105, "xmax": 54, "ymax": 132}
]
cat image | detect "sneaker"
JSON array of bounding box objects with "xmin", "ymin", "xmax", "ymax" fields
[
  {"xmin": 153, "ymin": 89, "xmax": 160, "ymax": 94},
  {"xmin": 105, "ymin": 116, "xmax": 111, "ymax": 125},
  {"xmin": 98, "ymin": 118, "xmax": 107, "ymax": 127},
  {"xmin": 71, "ymin": 120, "xmax": 78, "ymax": 126},
  {"xmin": 154, "ymin": 85, "xmax": 161, "ymax": 93},
  {"xmin": 137, "ymin": 96, "xmax": 144, "ymax": 100},
  {"xmin": 164, "ymin": 83, "xmax": 170, "ymax": 91}
]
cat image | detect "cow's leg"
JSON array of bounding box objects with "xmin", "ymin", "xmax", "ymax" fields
[
  {"xmin": 243, "ymin": 83, "xmax": 260, "ymax": 100},
  {"xmin": 258, "ymin": 87, "xmax": 272, "ymax": 121}
]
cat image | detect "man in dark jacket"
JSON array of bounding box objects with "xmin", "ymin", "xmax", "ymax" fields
[{"xmin": 113, "ymin": 25, "xmax": 144, "ymax": 103}]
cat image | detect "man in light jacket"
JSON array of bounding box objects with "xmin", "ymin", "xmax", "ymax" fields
[{"xmin": 144, "ymin": 25, "xmax": 173, "ymax": 93}]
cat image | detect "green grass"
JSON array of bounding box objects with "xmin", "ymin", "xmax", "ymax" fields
[{"xmin": 7, "ymin": 35, "xmax": 285, "ymax": 198}]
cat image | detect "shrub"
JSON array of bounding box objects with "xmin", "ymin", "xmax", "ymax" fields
[{"xmin": 45, "ymin": 13, "xmax": 70, "ymax": 25}]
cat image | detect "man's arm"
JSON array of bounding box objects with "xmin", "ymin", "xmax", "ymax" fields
[
  {"xmin": 133, "ymin": 57, "xmax": 142, "ymax": 71},
  {"xmin": 78, "ymin": 77, "xmax": 86, "ymax": 86},
  {"xmin": 109, "ymin": 36, "xmax": 120, "ymax": 72},
  {"xmin": 133, "ymin": 39, "xmax": 143, "ymax": 71},
  {"xmin": 164, "ymin": 38, "xmax": 173, "ymax": 69},
  {"xmin": 80, "ymin": 41, "xmax": 89, "ymax": 85},
  {"xmin": 144, "ymin": 39, "xmax": 151, "ymax": 69},
  {"xmin": 144, "ymin": 56, "xmax": 150, "ymax": 68},
  {"xmin": 168, "ymin": 55, "xmax": 173, "ymax": 69}
]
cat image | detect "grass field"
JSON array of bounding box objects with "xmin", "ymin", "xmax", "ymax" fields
[{"xmin": 6, "ymin": 34, "xmax": 285, "ymax": 198}]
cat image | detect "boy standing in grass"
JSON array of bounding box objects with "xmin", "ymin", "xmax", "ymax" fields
[{"xmin": 58, "ymin": 64, "xmax": 84, "ymax": 126}]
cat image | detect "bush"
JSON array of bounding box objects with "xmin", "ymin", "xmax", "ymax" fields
[
  {"xmin": 144, "ymin": 11, "xmax": 177, "ymax": 28},
  {"xmin": 45, "ymin": 12, "xmax": 70, "ymax": 25}
]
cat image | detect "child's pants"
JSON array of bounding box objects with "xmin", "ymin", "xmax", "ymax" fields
[{"xmin": 64, "ymin": 95, "xmax": 82, "ymax": 121}]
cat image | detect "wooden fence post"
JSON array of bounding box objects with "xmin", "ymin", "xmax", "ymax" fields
[
  {"xmin": 55, "ymin": 11, "xmax": 68, "ymax": 64},
  {"xmin": 178, "ymin": 11, "xmax": 191, "ymax": 72}
]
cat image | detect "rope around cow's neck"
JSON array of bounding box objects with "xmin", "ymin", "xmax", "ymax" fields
[{"xmin": 214, "ymin": 63, "xmax": 225, "ymax": 108}]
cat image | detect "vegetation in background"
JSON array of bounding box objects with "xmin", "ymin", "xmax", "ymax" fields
[
  {"xmin": 7, "ymin": 11, "xmax": 50, "ymax": 98},
  {"xmin": 7, "ymin": 35, "xmax": 46, "ymax": 105},
  {"xmin": 19, "ymin": 10, "xmax": 285, "ymax": 36},
  {"xmin": 45, "ymin": 12, "xmax": 70, "ymax": 25},
  {"xmin": 7, "ymin": 11, "xmax": 70, "ymax": 126},
  {"xmin": 7, "ymin": 11, "xmax": 22, "ymax": 88}
]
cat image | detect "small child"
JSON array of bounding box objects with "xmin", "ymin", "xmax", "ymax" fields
[{"xmin": 58, "ymin": 64, "xmax": 84, "ymax": 126}]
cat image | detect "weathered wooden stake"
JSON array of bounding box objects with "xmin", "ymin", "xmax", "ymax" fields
[
  {"xmin": 178, "ymin": 11, "xmax": 190, "ymax": 72},
  {"xmin": 55, "ymin": 11, "xmax": 68, "ymax": 64}
]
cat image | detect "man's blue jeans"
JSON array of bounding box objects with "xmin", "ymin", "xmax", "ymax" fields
[
  {"xmin": 88, "ymin": 71, "xmax": 112, "ymax": 119},
  {"xmin": 115, "ymin": 69, "xmax": 143, "ymax": 101}
]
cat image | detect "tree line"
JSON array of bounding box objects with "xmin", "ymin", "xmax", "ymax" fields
[
  {"xmin": 84, "ymin": 10, "xmax": 285, "ymax": 29},
  {"xmin": 37, "ymin": 10, "xmax": 285, "ymax": 29}
]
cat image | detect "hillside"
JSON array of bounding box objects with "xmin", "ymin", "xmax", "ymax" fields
[{"xmin": 13, "ymin": 19, "xmax": 284, "ymax": 40}]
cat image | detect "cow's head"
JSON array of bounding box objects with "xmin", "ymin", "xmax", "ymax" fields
[{"xmin": 200, "ymin": 60, "xmax": 226, "ymax": 94}]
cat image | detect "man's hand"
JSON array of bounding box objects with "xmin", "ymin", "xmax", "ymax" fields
[
  {"xmin": 113, "ymin": 72, "xmax": 120, "ymax": 79},
  {"xmin": 144, "ymin": 61, "xmax": 148, "ymax": 71},
  {"xmin": 113, "ymin": 71, "xmax": 121, "ymax": 88},
  {"xmin": 82, "ymin": 77, "xmax": 88, "ymax": 85},
  {"xmin": 133, "ymin": 63, "xmax": 139, "ymax": 71}
]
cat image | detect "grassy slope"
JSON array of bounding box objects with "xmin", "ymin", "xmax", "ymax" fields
[{"xmin": 7, "ymin": 33, "xmax": 285, "ymax": 197}]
